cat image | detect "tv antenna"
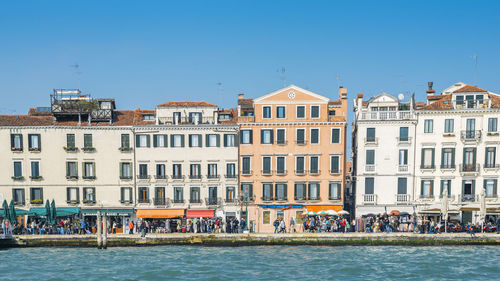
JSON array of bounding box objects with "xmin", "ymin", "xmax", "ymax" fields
[
  {"xmin": 217, "ymin": 82, "xmax": 223, "ymax": 107},
  {"xmin": 471, "ymin": 54, "xmax": 478, "ymax": 85},
  {"xmin": 277, "ymin": 67, "xmax": 286, "ymax": 87},
  {"xmin": 70, "ymin": 63, "xmax": 82, "ymax": 90},
  {"xmin": 336, "ymin": 74, "xmax": 341, "ymax": 88}
]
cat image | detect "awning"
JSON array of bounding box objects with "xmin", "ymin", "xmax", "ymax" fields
[
  {"xmin": 81, "ymin": 208, "xmax": 134, "ymax": 216},
  {"xmin": 306, "ymin": 205, "xmax": 343, "ymax": 213},
  {"xmin": 461, "ymin": 207, "xmax": 480, "ymax": 211},
  {"xmin": 186, "ymin": 209, "xmax": 215, "ymax": 219},
  {"xmin": 137, "ymin": 209, "xmax": 184, "ymax": 218},
  {"xmin": 56, "ymin": 208, "xmax": 80, "ymax": 217},
  {"xmin": 29, "ymin": 208, "xmax": 47, "ymax": 216}
]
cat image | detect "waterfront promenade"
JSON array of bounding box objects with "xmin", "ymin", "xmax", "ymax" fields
[{"xmin": 11, "ymin": 232, "xmax": 500, "ymax": 247}]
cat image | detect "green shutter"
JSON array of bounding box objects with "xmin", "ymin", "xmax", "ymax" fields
[
  {"xmin": 441, "ymin": 148, "xmax": 445, "ymax": 168},
  {"xmin": 136, "ymin": 135, "xmax": 140, "ymax": 147},
  {"xmin": 451, "ymin": 148, "xmax": 455, "ymax": 167},
  {"xmin": 146, "ymin": 135, "xmax": 151, "ymax": 147},
  {"xmin": 494, "ymin": 179, "xmax": 498, "ymax": 196},
  {"xmin": 461, "ymin": 180, "xmax": 465, "ymax": 196},
  {"xmin": 223, "ymin": 134, "xmax": 228, "ymax": 147},
  {"xmin": 421, "ymin": 180, "xmax": 424, "ymax": 196},
  {"xmin": 431, "ymin": 148, "xmax": 435, "ymax": 167},
  {"xmin": 216, "ymin": 134, "xmax": 220, "ymax": 147},
  {"xmin": 270, "ymin": 131, "xmax": 274, "ymax": 144},
  {"xmin": 119, "ymin": 163, "xmax": 123, "ymax": 178},
  {"xmin": 37, "ymin": 134, "xmax": 41, "ymax": 151},
  {"xmin": 472, "ymin": 148, "xmax": 476, "ymax": 165},
  {"xmin": 472, "ymin": 180, "xmax": 475, "ymax": 195},
  {"xmin": 206, "ymin": 134, "xmax": 210, "ymax": 146},
  {"xmin": 92, "ymin": 162, "xmax": 96, "ymax": 178},
  {"xmin": 198, "ymin": 135, "xmax": 202, "ymax": 147},
  {"xmin": 421, "ymin": 149, "xmax": 425, "ymax": 168},
  {"xmin": 181, "ymin": 135, "xmax": 185, "ymax": 147},
  {"xmin": 153, "ymin": 135, "xmax": 158, "ymax": 147},
  {"xmin": 164, "ymin": 135, "xmax": 168, "ymax": 147},
  {"xmin": 284, "ymin": 184, "xmax": 287, "ymax": 198}
]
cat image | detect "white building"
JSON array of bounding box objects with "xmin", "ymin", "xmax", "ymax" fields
[
  {"xmin": 414, "ymin": 82, "xmax": 500, "ymax": 224},
  {"xmin": 353, "ymin": 93, "xmax": 417, "ymax": 217}
]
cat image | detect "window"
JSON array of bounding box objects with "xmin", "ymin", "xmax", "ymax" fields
[
  {"xmin": 421, "ymin": 148, "xmax": 435, "ymax": 169},
  {"xmin": 12, "ymin": 189, "xmax": 25, "ymax": 205},
  {"xmin": 296, "ymin": 106, "xmax": 305, "ymax": 118},
  {"xmin": 308, "ymin": 183, "xmax": 320, "ymax": 200},
  {"xmin": 276, "ymin": 106, "xmax": 286, "ymax": 118},
  {"xmin": 190, "ymin": 187, "xmax": 201, "ymax": 203},
  {"xmin": 421, "ymin": 180, "xmax": 433, "ymax": 198},
  {"xmin": 224, "ymin": 134, "xmax": 237, "ymax": 147},
  {"xmin": 466, "ymin": 119, "xmax": 476, "ymax": 138},
  {"xmin": 329, "ymin": 182, "xmax": 341, "ymax": 200},
  {"xmin": 366, "ymin": 128, "xmax": 376, "ymax": 142},
  {"xmin": 67, "ymin": 134, "xmax": 76, "ymax": 149},
  {"xmin": 83, "ymin": 134, "xmax": 93, "ymax": 148},
  {"xmin": 66, "ymin": 161, "xmax": 78, "ymax": 179},
  {"xmin": 83, "ymin": 187, "xmax": 96, "ymax": 203},
  {"xmin": 310, "ymin": 156, "xmax": 319, "ymax": 174},
  {"xmin": 28, "ymin": 134, "xmax": 41, "ymax": 151},
  {"xmin": 399, "ymin": 149, "xmax": 408, "ymax": 165},
  {"xmin": 188, "ymin": 112, "xmax": 202, "ymax": 124},
  {"xmin": 263, "ymin": 211, "xmax": 270, "ymax": 224},
  {"xmin": 153, "ymin": 134, "xmax": 168, "ymax": 147},
  {"xmin": 276, "ymin": 129, "xmax": 286, "ymax": 145},
  {"xmin": 120, "ymin": 187, "xmax": 133, "ymax": 203},
  {"xmin": 206, "ymin": 134, "xmax": 220, "ymax": 147},
  {"xmin": 488, "ymin": 118, "xmax": 498, "ymax": 133},
  {"xmin": 241, "ymin": 183, "xmax": 253, "ymax": 199},
  {"xmin": 310, "ymin": 128, "xmax": 319, "ymax": 144},
  {"xmin": 189, "ymin": 164, "xmax": 201, "ymax": 179},
  {"xmin": 226, "ymin": 186, "xmax": 235, "ymax": 202},
  {"xmin": 208, "ymin": 186, "xmax": 218, "ymax": 205},
  {"xmin": 262, "ymin": 183, "xmax": 273, "ymax": 200},
  {"xmin": 155, "ymin": 187, "xmax": 166, "ymax": 205},
  {"xmin": 295, "ymin": 156, "xmax": 305, "ymax": 174},
  {"xmin": 484, "ymin": 179, "xmax": 497, "ymax": 197},
  {"xmin": 120, "ymin": 162, "xmax": 132, "ymax": 179},
  {"xmin": 242, "ymin": 157, "xmax": 251, "ymax": 174},
  {"xmin": 463, "ymin": 147, "xmax": 476, "ymax": 171},
  {"xmin": 398, "ymin": 178, "xmax": 407, "ymax": 194},
  {"xmin": 296, "ymin": 129, "xmax": 305, "ymax": 144},
  {"xmin": 136, "ymin": 135, "xmax": 150, "ymax": 148},
  {"xmin": 138, "ymin": 164, "xmax": 148, "ymax": 179},
  {"xmin": 260, "ymin": 129, "xmax": 273, "ymax": 144},
  {"xmin": 83, "ymin": 162, "xmax": 95, "ymax": 179},
  {"xmin": 30, "ymin": 161, "xmax": 41, "ymax": 179},
  {"xmin": 331, "ymin": 128, "xmax": 340, "ymax": 144},
  {"xmin": 171, "ymin": 134, "xmax": 185, "ymax": 147},
  {"xmin": 365, "ymin": 178, "xmax": 374, "ymax": 194},
  {"xmin": 276, "ymin": 156, "xmax": 286, "ymax": 174},
  {"xmin": 275, "ymin": 183, "xmax": 287, "ymax": 201},
  {"xmin": 456, "ymin": 95, "xmax": 464, "ymax": 106},
  {"xmin": 173, "ymin": 112, "xmax": 181, "ymax": 124},
  {"xmin": 294, "ymin": 183, "xmax": 306, "ymax": 200},
  {"xmin": 121, "ymin": 134, "xmax": 130, "ymax": 149},
  {"xmin": 172, "ymin": 164, "xmax": 182, "ymax": 179},
  {"xmin": 399, "ymin": 127, "xmax": 408, "ymax": 142},
  {"xmin": 440, "ymin": 180, "xmax": 451, "ymax": 198},
  {"xmin": 226, "ymin": 163, "xmax": 236, "ymax": 178},
  {"xmin": 66, "ymin": 187, "xmax": 79, "ymax": 203},
  {"xmin": 208, "ymin": 164, "xmax": 218, "ymax": 178},
  {"xmin": 262, "ymin": 157, "xmax": 272, "ymax": 174},
  {"xmin": 143, "ymin": 114, "xmax": 154, "ymax": 121},
  {"xmin": 137, "ymin": 187, "xmax": 149, "ymax": 203},
  {"xmin": 174, "ymin": 187, "xmax": 184, "ymax": 203},
  {"xmin": 330, "ymin": 155, "xmax": 340, "ymax": 174},
  {"xmin": 311, "ymin": 106, "xmax": 319, "ymax": 118},
  {"xmin": 366, "ymin": 150, "xmax": 375, "ymax": 165},
  {"xmin": 441, "ymin": 148, "xmax": 455, "ymax": 168},
  {"xmin": 485, "ymin": 147, "xmax": 496, "ymax": 168},
  {"xmin": 262, "ymin": 106, "xmax": 271, "ymax": 119},
  {"xmin": 30, "ymin": 187, "xmax": 43, "ymax": 204},
  {"xmin": 11, "ymin": 134, "xmax": 23, "ymax": 151},
  {"xmin": 424, "ymin": 120, "xmax": 433, "ymax": 133},
  {"xmin": 444, "ymin": 119, "xmax": 454, "ymax": 134},
  {"xmin": 189, "ymin": 134, "xmax": 202, "ymax": 147},
  {"xmin": 156, "ymin": 164, "xmax": 166, "ymax": 179},
  {"xmin": 240, "ymin": 130, "xmax": 253, "ymax": 144}
]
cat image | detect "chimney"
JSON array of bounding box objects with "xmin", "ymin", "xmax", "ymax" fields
[
  {"xmin": 426, "ymin": 81, "xmax": 436, "ymax": 96},
  {"xmin": 355, "ymin": 93, "xmax": 364, "ymax": 109},
  {"xmin": 339, "ymin": 86, "xmax": 347, "ymax": 99},
  {"xmin": 238, "ymin": 93, "xmax": 244, "ymax": 100}
]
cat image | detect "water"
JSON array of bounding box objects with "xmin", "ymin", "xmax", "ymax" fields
[{"xmin": 1, "ymin": 246, "xmax": 499, "ymax": 280}]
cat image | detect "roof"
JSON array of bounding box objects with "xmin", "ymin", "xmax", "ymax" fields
[
  {"xmin": 0, "ymin": 115, "xmax": 53, "ymax": 126},
  {"xmin": 157, "ymin": 101, "xmax": 217, "ymax": 107},
  {"xmin": 421, "ymin": 95, "xmax": 452, "ymax": 110},
  {"xmin": 253, "ymin": 84, "xmax": 329, "ymax": 104},
  {"xmin": 238, "ymin": 98, "xmax": 254, "ymax": 107},
  {"xmin": 453, "ymin": 85, "xmax": 487, "ymax": 93},
  {"xmin": 328, "ymin": 100, "xmax": 342, "ymax": 105}
]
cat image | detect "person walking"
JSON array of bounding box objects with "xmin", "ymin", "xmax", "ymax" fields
[
  {"xmin": 273, "ymin": 219, "xmax": 279, "ymax": 233},
  {"xmin": 289, "ymin": 217, "xmax": 296, "ymax": 233},
  {"xmin": 128, "ymin": 220, "xmax": 134, "ymax": 234},
  {"xmin": 279, "ymin": 219, "xmax": 286, "ymax": 233}
]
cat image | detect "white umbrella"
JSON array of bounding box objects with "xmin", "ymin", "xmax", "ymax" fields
[
  {"xmin": 338, "ymin": 210, "xmax": 349, "ymax": 215},
  {"xmin": 441, "ymin": 188, "xmax": 449, "ymax": 233},
  {"xmin": 326, "ymin": 210, "xmax": 338, "ymax": 216}
]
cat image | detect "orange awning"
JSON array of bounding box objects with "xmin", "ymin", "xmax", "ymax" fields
[
  {"xmin": 136, "ymin": 209, "xmax": 185, "ymax": 218},
  {"xmin": 186, "ymin": 209, "xmax": 215, "ymax": 219},
  {"xmin": 306, "ymin": 205, "xmax": 343, "ymax": 213}
]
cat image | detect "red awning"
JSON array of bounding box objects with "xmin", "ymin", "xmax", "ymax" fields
[{"xmin": 186, "ymin": 209, "xmax": 215, "ymax": 219}]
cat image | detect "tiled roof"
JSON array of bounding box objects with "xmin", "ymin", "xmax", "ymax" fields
[
  {"xmin": 414, "ymin": 102, "xmax": 427, "ymax": 110},
  {"xmin": 0, "ymin": 115, "xmax": 53, "ymax": 126},
  {"xmin": 133, "ymin": 109, "xmax": 155, "ymax": 125},
  {"xmin": 238, "ymin": 98, "xmax": 254, "ymax": 107},
  {"xmin": 421, "ymin": 95, "xmax": 452, "ymax": 110},
  {"xmin": 157, "ymin": 101, "xmax": 217, "ymax": 107},
  {"xmin": 489, "ymin": 94, "xmax": 500, "ymax": 108},
  {"xmin": 453, "ymin": 85, "xmax": 487, "ymax": 93},
  {"xmin": 328, "ymin": 100, "xmax": 342, "ymax": 105}
]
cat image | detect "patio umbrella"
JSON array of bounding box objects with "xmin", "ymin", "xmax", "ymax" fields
[
  {"xmin": 399, "ymin": 212, "xmax": 410, "ymax": 216},
  {"xmin": 51, "ymin": 200, "xmax": 57, "ymax": 225},
  {"xmin": 45, "ymin": 200, "xmax": 51, "ymax": 223},
  {"xmin": 326, "ymin": 210, "xmax": 338, "ymax": 216},
  {"xmin": 2, "ymin": 200, "xmax": 9, "ymax": 219},
  {"xmin": 365, "ymin": 213, "xmax": 376, "ymax": 217},
  {"xmin": 441, "ymin": 188, "xmax": 449, "ymax": 233},
  {"xmin": 338, "ymin": 210, "xmax": 349, "ymax": 215},
  {"xmin": 317, "ymin": 210, "xmax": 328, "ymax": 216},
  {"xmin": 308, "ymin": 211, "xmax": 317, "ymax": 216},
  {"xmin": 9, "ymin": 200, "xmax": 17, "ymax": 226},
  {"xmin": 390, "ymin": 210, "xmax": 400, "ymax": 216}
]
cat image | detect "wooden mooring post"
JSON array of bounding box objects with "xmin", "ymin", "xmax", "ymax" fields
[{"xmin": 96, "ymin": 211, "xmax": 102, "ymax": 249}]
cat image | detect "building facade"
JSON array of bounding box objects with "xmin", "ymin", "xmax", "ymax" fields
[
  {"xmin": 237, "ymin": 85, "xmax": 348, "ymax": 233},
  {"xmin": 353, "ymin": 93, "xmax": 417, "ymax": 218}
]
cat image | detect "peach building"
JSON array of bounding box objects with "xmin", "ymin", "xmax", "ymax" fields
[{"xmin": 237, "ymin": 85, "xmax": 348, "ymax": 233}]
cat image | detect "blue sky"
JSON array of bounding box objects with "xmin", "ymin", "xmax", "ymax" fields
[{"xmin": 1, "ymin": 0, "xmax": 499, "ymax": 117}]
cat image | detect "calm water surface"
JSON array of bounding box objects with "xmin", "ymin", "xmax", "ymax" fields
[{"xmin": 1, "ymin": 246, "xmax": 499, "ymax": 280}]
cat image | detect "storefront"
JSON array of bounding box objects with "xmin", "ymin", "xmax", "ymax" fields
[
  {"xmin": 256, "ymin": 205, "xmax": 305, "ymax": 233},
  {"xmin": 186, "ymin": 209, "xmax": 215, "ymax": 219},
  {"xmin": 81, "ymin": 208, "xmax": 134, "ymax": 234},
  {"xmin": 136, "ymin": 209, "xmax": 185, "ymax": 233}
]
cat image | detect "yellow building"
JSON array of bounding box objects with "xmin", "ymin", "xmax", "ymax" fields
[{"xmin": 237, "ymin": 85, "xmax": 348, "ymax": 233}]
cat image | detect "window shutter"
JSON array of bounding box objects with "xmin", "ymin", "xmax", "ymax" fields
[
  {"xmin": 284, "ymin": 184, "xmax": 288, "ymax": 198},
  {"xmin": 36, "ymin": 134, "xmax": 41, "ymax": 151},
  {"xmin": 146, "ymin": 135, "xmax": 151, "ymax": 147},
  {"xmin": 260, "ymin": 130, "xmax": 264, "ymax": 144},
  {"xmin": 430, "ymin": 180, "xmax": 434, "ymax": 196},
  {"xmin": 462, "ymin": 148, "xmax": 466, "ymax": 166},
  {"xmin": 431, "ymin": 148, "xmax": 435, "ymax": 167},
  {"xmin": 223, "ymin": 134, "xmax": 228, "ymax": 147},
  {"xmin": 421, "ymin": 149, "xmax": 425, "ymax": 168},
  {"xmin": 472, "ymin": 148, "xmax": 477, "ymax": 165},
  {"xmin": 484, "ymin": 179, "xmax": 487, "ymax": 195},
  {"xmin": 181, "ymin": 135, "xmax": 185, "ymax": 147},
  {"xmin": 82, "ymin": 162, "xmax": 85, "ymax": 177},
  {"xmin": 421, "ymin": 181, "xmax": 424, "ymax": 196},
  {"xmin": 451, "ymin": 148, "xmax": 455, "ymax": 166},
  {"xmin": 461, "ymin": 180, "xmax": 465, "ymax": 196},
  {"xmin": 136, "ymin": 135, "xmax": 140, "ymax": 147},
  {"xmin": 66, "ymin": 162, "xmax": 70, "ymax": 177},
  {"xmin": 485, "ymin": 148, "xmax": 489, "ymax": 166},
  {"xmin": 198, "ymin": 135, "xmax": 202, "ymax": 147},
  {"xmin": 164, "ymin": 135, "xmax": 168, "ymax": 147},
  {"xmin": 206, "ymin": 134, "xmax": 209, "ymax": 146},
  {"xmin": 472, "ymin": 180, "xmax": 476, "ymax": 195},
  {"xmin": 494, "ymin": 179, "xmax": 498, "ymax": 196},
  {"xmin": 249, "ymin": 130, "xmax": 253, "ymax": 144},
  {"xmin": 337, "ymin": 184, "xmax": 342, "ymax": 199},
  {"xmin": 67, "ymin": 188, "xmax": 71, "ymax": 203},
  {"xmin": 270, "ymin": 130, "xmax": 274, "ymax": 144},
  {"xmin": 28, "ymin": 134, "xmax": 32, "ymax": 149},
  {"xmin": 441, "ymin": 148, "xmax": 445, "ymax": 166},
  {"xmin": 10, "ymin": 134, "xmax": 14, "ymax": 148},
  {"xmin": 93, "ymin": 162, "xmax": 96, "ymax": 178},
  {"xmin": 119, "ymin": 163, "xmax": 123, "ymax": 178},
  {"xmin": 76, "ymin": 188, "xmax": 80, "ymax": 202},
  {"xmin": 189, "ymin": 135, "xmax": 193, "ymax": 147},
  {"xmin": 153, "ymin": 135, "xmax": 158, "ymax": 147},
  {"xmin": 120, "ymin": 188, "xmax": 125, "ymax": 202},
  {"xmin": 234, "ymin": 134, "xmax": 239, "ymax": 146},
  {"xmin": 216, "ymin": 134, "xmax": 220, "ymax": 147}
]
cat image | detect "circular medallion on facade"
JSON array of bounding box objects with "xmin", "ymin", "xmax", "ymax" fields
[{"xmin": 288, "ymin": 91, "xmax": 295, "ymax": 99}]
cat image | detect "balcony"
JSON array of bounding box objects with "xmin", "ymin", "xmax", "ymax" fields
[
  {"xmin": 274, "ymin": 196, "xmax": 288, "ymax": 202},
  {"xmin": 459, "ymin": 194, "xmax": 476, "ymax": 202},
  {"xmin": 225, "ymin": 174, "xmax": 237, "ymax": 179},
  {"xmin": 309, "ymin": 170, "xmax": 320, "ymax": 175},
  {"xmin": 453, "ymin": 99, "xmax": 490, "ymax": 109},
  {"xmin": 30, "ymin": 199, "xmax": 43, "ymax": 205},
  {"xmin": 137, "ymin": 174, "xmax": 150, "ymax": 180},
  {"xmin": 207, "ymin": 174, "xmax": 220, "ymax": 180},
  {"xmin": 120, "ymin": 175, "xmax": 133, "ymax": 180},
  {"xmin": 440, "ymin": 164, "xmax": 456, "ymax": 170},
  {"xmin": 276, "ymin": 140, "xmax": 287, "ymax": 146},
  {"xmin": 82, "ymin": 175, "xmax": 96, "ymax": 180},
  {"xmin": 439, "ymin": 194, "xmax": 455, "ymax": 200},
  {"xmin": 66, "ymin": 175, "xmax": 79, "ymax": 180},
  {"xmin": 154, "ymin": 198, "xmax": 167, "ymax": 206},
  {"xmin": 294, "ymin": 196, "xmax": 307, "ymax": 202},
  {"xmin": 205, "ymin": 197, "xmax": 220, "ymax": 206},
  {"xmin": 154, "ymin": 175, "xmax": 168, "ymax": 180},
  {"xmin": 171, "ymin": 175, "xmax": 184, "ymax": 180},
  {"xmin": 420, "ymin": 164, "xmax": 435, "ymax": 171},
  {"xmin": 307, "ymin": 196, "xmax": 321, "ymax": 201},
  {"xmin": 173, "ymin": 199, "xmax": 184, "ymax": 204},
  {"xmin": 397, "ymin": 165, "xmax": 408, "ymax": 173},
  {"xmin": 261, "ymin": 196, "xmax": 273, "ymax": 202},
  {"xmin": 237, "ymin": 116, "xmax": 255, "ymax": 123},
  {"xmin": 138, "ymin": 198, "xmax": 150, "ymax": 204},
  {"xmin": 225, "ymin": 198, "xmax": 236, "ymax": 203},
  {"xmin": 364, "ymin": 137, "xmax": 378, "ymax": 145},
  {"xmin": 396, "ymin": 137, "xmax": 412, "ymax": 144},
  {"xmin": 365, "ymin": 165, "xmax": 375, "ymax": 173},
  {"xmin": 12, "ymin": 176, "xmax": 24, "ymax": 181},
  {"xmin": 419, "ymin": 195, "xmax": 434, "ymax": 200},
  {"xmin": 189, "ymin": 199, "xmax": 202, "ymax": 204},
  {"xmin": 362, "ymin": 194, "xmax": 377, "ymax": 204},
  {"xmin": 296, "ymin": 140, "xmax": 307, "ymax": 146},
  {"xmin": 189, "ymin": 175, "xmax": 202, "ymax": 180},
  {"xmin": 396, "ymin": 194, "xmax": 411, "ymax": 203},
  {"xmin": 66, "ymin": 199, "xmax": 79, "ymax": 205},
  {"xmin": 82, "ymin": 147, "xmax": 96, "ymax": 153},
  {"xmin": 360, "ymin": 111, "xmax": 415, "ymax": 120},
  {"xmin": 64, "ymin": 146, "xmax": 78, "ymax": 152},
  {"xmin": 119, "ymin": 147, "xmax": 133, "ymax": 152},
  {"xmin": 28, "ymin": 147, "xmax": 40, "ymax": 152},
  {"xmin": 276, "ymin": 170, "xmax": 287, "ymax": 175},
  {"xmin": 295, "ymin": 170, "xmax": 306, "ymax": 175},
  {"xmin": 484, "ymin": 163, "xmax": 500, "ymax": 171},
  {"xmin": 11, "ymin": 147, "xmax": 23, "ymax": 152},
  {"xmin": 330, "ymin": 169, "xmax": 341, "ymax": 175},
  {"xmin": 160, "ymin": 116, "xmax": 216, "ymax": 125},
  {"xmin": 241, "ymin": 170, "xmax": 252, "ymax": 176},
  {"xmin": 329, "ymin": 196, "xmax": 341, "ymax": 201},
  {"xmin": 460, "ymin": 130, "xmax": 481, "ymax": 142},
  {"xmin": 460, "ymin": 164, "xmax": 480, "ymax": 175},
  {"xmin": 261, "ymin": 170, "xmax": 273, "ymax": 176}
]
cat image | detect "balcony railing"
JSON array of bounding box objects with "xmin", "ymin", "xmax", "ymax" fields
[
  {"xmin": 453, "ymin": 99, "xmax": 489, "ymax": 109},
  {"xmin": 241, "ymin": 170, "xmax": 252, "ymax": 175},
  {"xmin": 296, "ymin": 140, "xmax": 307, "ymax": 145},
  {"xmin": 155, "ymin": 175, "xmax": 168, "ymax": 180},
  {"xmin": 120, "ymin": 175, "xmax": 132, "ymax": 180},
  {"xmin": 64, "ymin": 147, "xmax": 78, "ymax": 152},
  {"xmin": 119, "ymin": 147, "xmax": 133, "ymax": 152},
  {"xmin": 309, "ymin": 169, "xmax": 320, "ymax": 175},
  {"xmin": 82, "ymin": 175, "xmax": 96, "ymax": 180},
  {"xmin": 419, "ymin": 195, "xmax": 434, "ymax": 200},
  {"xmin": 360, "ymin": 111, "xmax": 415, "ymax": 120},
  {"xmin": 460, "ymin": 164, "xmax": 480, "ymax": 173},
  {"xmin": 189, "ymin": 199, "xmax": 202, "ymax": 204},
  {"xmin": 364, "ymin": 137, "xmax": 378, "ymax": 145},
  {"xmin": 82, "ymin": 147, "xmax": 96, "ymax": 152},
  {"xmin": 307, "ymin": 196, "xmax": 321, "ymax": 201},
  {"xmin": 295, "ymin": 170, "xmax": 306, "ymax": 175},
  {"xmin": 329, "ymin": 196, "xmax": 341, "ymax": 201},
  {"xmin": 330, "ymin": 169, "xmax": 341, "ymax": 174},
  {"xmin": 138, "ymin": 198, "xmax": 150, "ymax": 204},
  {"xmin": 276, "ymin": 170, "xmax": 287, "ymax": 175},
  {"xmin": 261, "ymin": 196, "xmax": 273, "ymax": 201},
  {"xmin": 274, "ymin": 197, "xmax": 287, "ymax": 202},
  {"xmin": 365, "ymin": 165, "xmax": 375, "ymax": 172},
  {"xmin": 440, "ymin": 164, "xmax": 456, "ymax": 170},
  {"xmin": 225, "ymin": 174, "xmax": 237, "ymax": 179},
  {"xmin": 294, "ymin": 196, "xmax": 307, "ymax": 201},
  {"xmin": 460, "ymin": 130, "xmax": 481, "ymax": 142},
  {"xmin": 154, "ymin": 198, "xmax": 167, "ymax": 205},
  {"xmin": 261, "ymin": 170, "xmax": 272, "ymax": 175},
  {"xmin": 396, "ymin": 137, "xmax": 412, "ymax": 143},
  {"xmin": 420, "ymin": 164, "xmax": 435, "ymax": 170},
  {"xmin": 207, "ymin": 174, "xmax": 220, "ymax": 179},
  {"xmin": 225, "ymin": 198, "xmax": 235, "ymax": 203},
  {"xmin": 398, "ymin": 165, "xmax": 408, "ymax": 172},
  {"xmin": 160, "ymin": 116, "xmax": 216, "ymax": 125},
  {"xmin": 205, "ymin": 197, "xmax": 220, "ymax": 205},
  {"xmin": 137, "ymin": 174, "xmax": 150, "ymax": 180},
  {"xmin": 362, "ymin": 194, "xmax": 376, "ymax": 204},
  {"xmin": 12, "ymin": 176, "xmax": 24, "ymax": 181},
  {"xmin": 460, "ymin": 194, "xmax": 476, "ymax": 202},
  {"xmin": 276, "ymin": 140, "xmax": 287, "ymax": 145},
  {"xmin": 396, "ymin": 194, "xmax": 411, "ymax": 203},
  {"xmin": 173, "ymin": 199, "xmax": 184, "ymax": 204},
  {"xmin": 189, "ymin": 175, "xmax": 202, "ymax": 179},
  {"xmin": 171, "ymin": 175, "xmax": 184, "ymax": 180},
  {"xmin": 66, "ymin": 175, "xmax": 79, "ymax": 180},
  {"xmin": 484, "ymin": 163, "xmax": 500, "ymax": 170}
]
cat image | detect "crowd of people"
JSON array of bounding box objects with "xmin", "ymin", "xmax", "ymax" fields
[{"xmin": 134, "ymin": 217, "xmax": 248, "ymax": 236}]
